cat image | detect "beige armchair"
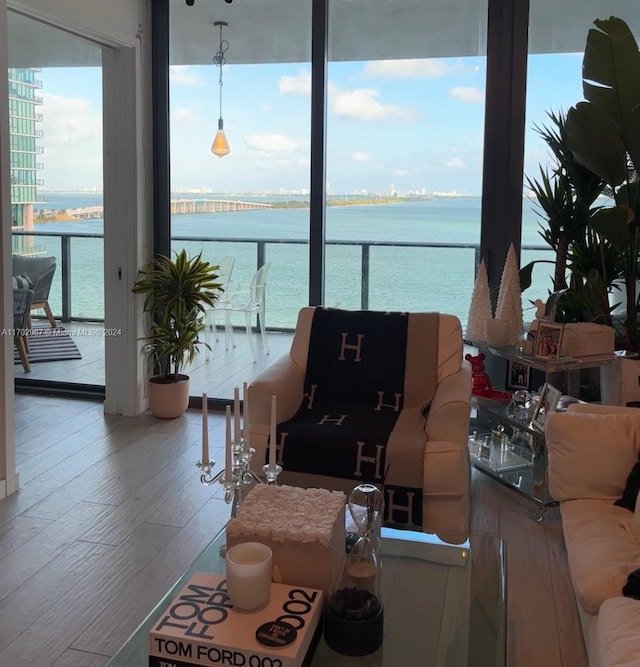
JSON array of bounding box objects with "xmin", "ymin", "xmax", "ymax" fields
[{"xmin": 246, "ymin": 307, "xmax": 472, "ymax": 544}]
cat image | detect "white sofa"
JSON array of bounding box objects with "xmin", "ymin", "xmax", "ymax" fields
[
  {"xmin": 545, "ymin": 404, "xmax": 640, "ymax": 667},
  {"xmin": 245, "ymin": 307, "xmax": 472, "ymax": 545}
]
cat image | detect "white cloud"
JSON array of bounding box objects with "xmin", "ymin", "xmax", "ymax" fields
[
  {"xmin": 392, "ymin": 169, "xmax": 410, "ymax": 176},
  {"xmin": 331, "ymin": 88, "xmax": 417, "ymax": 121},
  {"xmin": 364, "ymin": 59, "xmax": 454, "ymax": 79},
  {"xmin": 279, "ymin": 71, "xmax": 311, "ymax": 95},
  {"xmin": 40, "ymin": 94, "xmax": 102, "ymax": 189},
  {"xmin": 170, "ymin": 66, "xmax": 204, "ymax": 86},
  {"xmin": 172, "ymin": 108, "xmax": 196, "ymax": 122},
  {"xmin": 449, "ymin": 86, "xmax": 484, "ymax": 103},
  {"xmin": 351, "ymin": 152, "xmax": 370, "ymax": 162},
  {"xmin": 244, "ymin": 134, "xmax": 300, "ymax": 154},
  {"xmin": 445, "ymin": 157, "xmax": 466, "ymax": 168}
]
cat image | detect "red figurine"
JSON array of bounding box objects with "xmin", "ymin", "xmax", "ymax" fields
[{"xmin": 465, "ymin": 352, "xmax": 512, "ymax": 402}]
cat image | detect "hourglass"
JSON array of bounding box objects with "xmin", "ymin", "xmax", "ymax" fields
[{"xmin": 324, "ymin": 483, "xmax": 385, "ymax": 656}]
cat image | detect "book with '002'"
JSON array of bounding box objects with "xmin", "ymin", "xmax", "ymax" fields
[{"xmin": 148, "ymin": 571, "xmax": 323, "ymax": 667}]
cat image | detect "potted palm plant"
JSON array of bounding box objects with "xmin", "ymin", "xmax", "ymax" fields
[{"xmin": 132, "ymin": 249, "xmax": 223, "ymax": 418}]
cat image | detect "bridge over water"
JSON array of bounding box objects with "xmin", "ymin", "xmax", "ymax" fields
[{"xmin": 66, "ymin": 199, "xmax": 272, "ymax": 219}]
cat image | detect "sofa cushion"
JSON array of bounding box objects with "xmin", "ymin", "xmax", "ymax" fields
[
  {"xmin": 596, "ymin": 597, "xmax": 640, "ymax": 667},
  {"xmin": 561, "ymin": 499, "xmax": 640, "ymax": 616},
  {"xmin": 546, "ymin": 412, "xmax": 640, "ymax": 502}
]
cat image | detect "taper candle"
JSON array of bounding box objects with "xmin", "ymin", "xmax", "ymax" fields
[
  {"xmin": 225, "ymin": 405, "xmax": 232, "ymax": 475},
  {"xmin": 201, "ymin": 393, "xmax": 209, "ymax": 464},
  {"xmin": 234, "ymin": 387, "xmax": 241, "ymax": 443},
  {"xmin": 242, "ymin": 382, "xmax": 249, "ymax": 444},
  {"xmin": 269, "ymin": 395, "xmax": 277, "ymax": 468}
]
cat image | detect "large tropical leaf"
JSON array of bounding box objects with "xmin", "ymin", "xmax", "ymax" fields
[
  {"xmin": 583, "ymin": 17, "xmax": 640, "ymax": 173},
  {"xmin": 589, "ymin": 206, "xmax": 633, "ymax": 252},
  {"xmin": 566, "ymin": 102, "xmax": 627, "ymax": 187}
]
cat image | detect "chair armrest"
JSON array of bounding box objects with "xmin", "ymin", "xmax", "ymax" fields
[
  {"xmin": 425, "ymin": 361, "xmax": 472, "ymax": 446},
  {"xmin": 247, "ymin": 354, "xmax": 305, "ymax": 446},
  {"xmin": 545, "ymin": 410, "xmax": 640, "ymax": 502}
]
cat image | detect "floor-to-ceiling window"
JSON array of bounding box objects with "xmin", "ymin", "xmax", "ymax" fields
[
  {"xmin": 163, "ymin": 0, "xmax": 640, "ymax": 400},
  {"xmin": 326, "ymin": 0, "xmax": 488, "ymax": 316}
]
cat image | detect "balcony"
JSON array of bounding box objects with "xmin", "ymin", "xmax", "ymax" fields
[{"xmin": 11, "ymin": 229, "xmax": 554, "ymax": 400}]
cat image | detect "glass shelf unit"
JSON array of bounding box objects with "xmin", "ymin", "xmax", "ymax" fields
[
  {"xmin": 466, "ymin": 341, "xmax": 621, "ymax": 520},
  {"xmin": 470, "ymin": 397, "xmax": 554, "ymax": 521},
  {"xmin": 478, "ymin": 343, "xmax": 623, "ymax": 373}
]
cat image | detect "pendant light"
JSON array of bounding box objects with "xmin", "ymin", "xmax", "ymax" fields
[{"xmin": 211, "ymin": 21, "xmax": 230, "ymax": 157}]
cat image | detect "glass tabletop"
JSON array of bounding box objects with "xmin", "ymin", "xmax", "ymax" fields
[{"xmin": 106, "ymin": 526, "xmax": 505, "ymax": 667}]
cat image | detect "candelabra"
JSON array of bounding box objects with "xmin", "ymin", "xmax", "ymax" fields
[{"xmin": 196, "ymin": 438, "xmax": 282, "ymax": 519}]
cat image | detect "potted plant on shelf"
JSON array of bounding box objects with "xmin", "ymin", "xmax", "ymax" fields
[
  {"xmin": 564, "ymin": 16, "xmax": 640, "ymax": 352},
  {"xmin": 132, "ymin": 249, "xmax": 223, "ymax": 418},
  {"xmin": 522, "ymin": 109, "xmax": 618, "ymax": 326}
]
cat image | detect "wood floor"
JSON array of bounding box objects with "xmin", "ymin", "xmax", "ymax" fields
[{"xmin": 0, "ymin": 394, "xmax": 587, "ymax": 667}]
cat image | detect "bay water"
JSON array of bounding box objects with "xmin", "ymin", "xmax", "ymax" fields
[{"xmin": 23, "ymin": 193, "xmax": 554, "ymax": 328}]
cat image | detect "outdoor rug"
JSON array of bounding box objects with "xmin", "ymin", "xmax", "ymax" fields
[{"xmin": 14, "ymin": 326, "xmax": 82, "ymax": 364}]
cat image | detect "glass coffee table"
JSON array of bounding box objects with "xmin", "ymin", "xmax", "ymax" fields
[{"xmin": 106, "ymin": 526, "xmax": 505, "ymax": 667}]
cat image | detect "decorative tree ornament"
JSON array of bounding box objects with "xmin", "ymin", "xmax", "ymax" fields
[
  {"xmin": 495, "ymin": 243, "xmax": 524, "ymax": 345},
  {"xmin": 466, "ymin": 259, "xmax": 493, "ymax": 341}
]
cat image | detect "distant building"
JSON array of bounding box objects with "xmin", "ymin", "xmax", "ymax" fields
[{"xmin": 8, "ymin": 67, "xmax": 44, "ymax": 242}]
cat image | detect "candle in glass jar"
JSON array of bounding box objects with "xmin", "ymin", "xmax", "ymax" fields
[
  {"xmin": 201, "ymin": 393, "xmax": 209, "ymax": 464},
  {"xmin": 269, "ymin": 395, "xmax": 277, "ymax": 468}
]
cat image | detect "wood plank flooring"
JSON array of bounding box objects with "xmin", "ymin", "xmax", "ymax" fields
[{"xmin": 0, "ymin": 395, "xmax": 587, "ymax": 666}]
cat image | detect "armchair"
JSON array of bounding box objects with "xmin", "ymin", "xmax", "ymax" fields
[
  {"xmin": 12, "ymin": 255, "xmax": 57, "ymax": 327},
  {"xmin": 246, "ymin": 307, "xmax": 472, "ymax": 544}
]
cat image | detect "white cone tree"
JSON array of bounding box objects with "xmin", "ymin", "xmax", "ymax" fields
[
  {"xmin": 465, "ymin": 259, "xmax": 493, "ymax": 341},
  {"xmin": 495, "ymin": 243, "xmax": 524, "ymax": 345}
]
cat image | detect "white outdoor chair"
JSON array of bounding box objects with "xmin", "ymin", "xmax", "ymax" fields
[
  {"xmin": 204, "ymin": 255, "xmax": 235, "ymax": 360},
  {"xmin": 218, "ymin": 262, "xmax": 272, "ymax": 363}
]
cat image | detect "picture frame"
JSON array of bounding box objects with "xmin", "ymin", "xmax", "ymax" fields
[
  {"xmin": 506, "ymin": 359, "xmax": 530, "ymax": 390},
  {"xmin": 532, "ymin": 382, "xmax": 562, "ymax": 431},
  {"xmin": 534, "ymin": 322, "xmax": 564, "ymax": 360}
]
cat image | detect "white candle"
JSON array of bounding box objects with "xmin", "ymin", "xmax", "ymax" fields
[
  {"xmin": 233, "ymin": 387, "xmax": 240, "ymax": 443},
  {"xmin": 242, "ymin": 381, "xmax": 249, "ymax": 444},
  {"xmin": 201, "ymin": 393, "xmax": 209, "ymax": 464},
  {"xmin": 225, "ymin": 405, "xmax": 232, "ymax": 476},
  {"xmin": 269, "ymin": 395, "xmax": 277, "ymax": 468}
]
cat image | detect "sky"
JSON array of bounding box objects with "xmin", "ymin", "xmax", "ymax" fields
[{"xmin": 36, "ymin": 53, "xmax": 584, "ymax": 195}]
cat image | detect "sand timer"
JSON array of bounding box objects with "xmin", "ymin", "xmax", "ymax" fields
[{"xmin": 324, "ymin": 483, "xmax": 384, "ymax": 656}]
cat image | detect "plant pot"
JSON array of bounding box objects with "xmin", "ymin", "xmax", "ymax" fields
[{"xmin": 148, "ymin": 374, "xmax": 190, "ymax": 418}]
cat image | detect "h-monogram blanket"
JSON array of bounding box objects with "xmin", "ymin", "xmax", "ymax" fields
[{"xmin": 273, "ymin": 308, "xmax": 439, "ymax": 529}]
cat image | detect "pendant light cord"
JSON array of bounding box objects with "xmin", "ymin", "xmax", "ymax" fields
[{"xmin": 213, "ymin": 22, "xmax": 229, "ymax": 121}]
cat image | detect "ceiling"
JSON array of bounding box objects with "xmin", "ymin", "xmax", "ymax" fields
[{"xmin": 6, "ymin": 0, "xmax": 640, "ymax": 68}]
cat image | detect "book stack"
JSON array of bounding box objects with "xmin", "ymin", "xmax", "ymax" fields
[{"xmin": 149, "ymin": 572, "xmax": 323, "ymax": 667}]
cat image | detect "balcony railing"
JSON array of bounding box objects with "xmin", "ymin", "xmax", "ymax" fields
[{"xmin": 11, "ymin": 230, "xmax": 555, "ymax": 328}]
